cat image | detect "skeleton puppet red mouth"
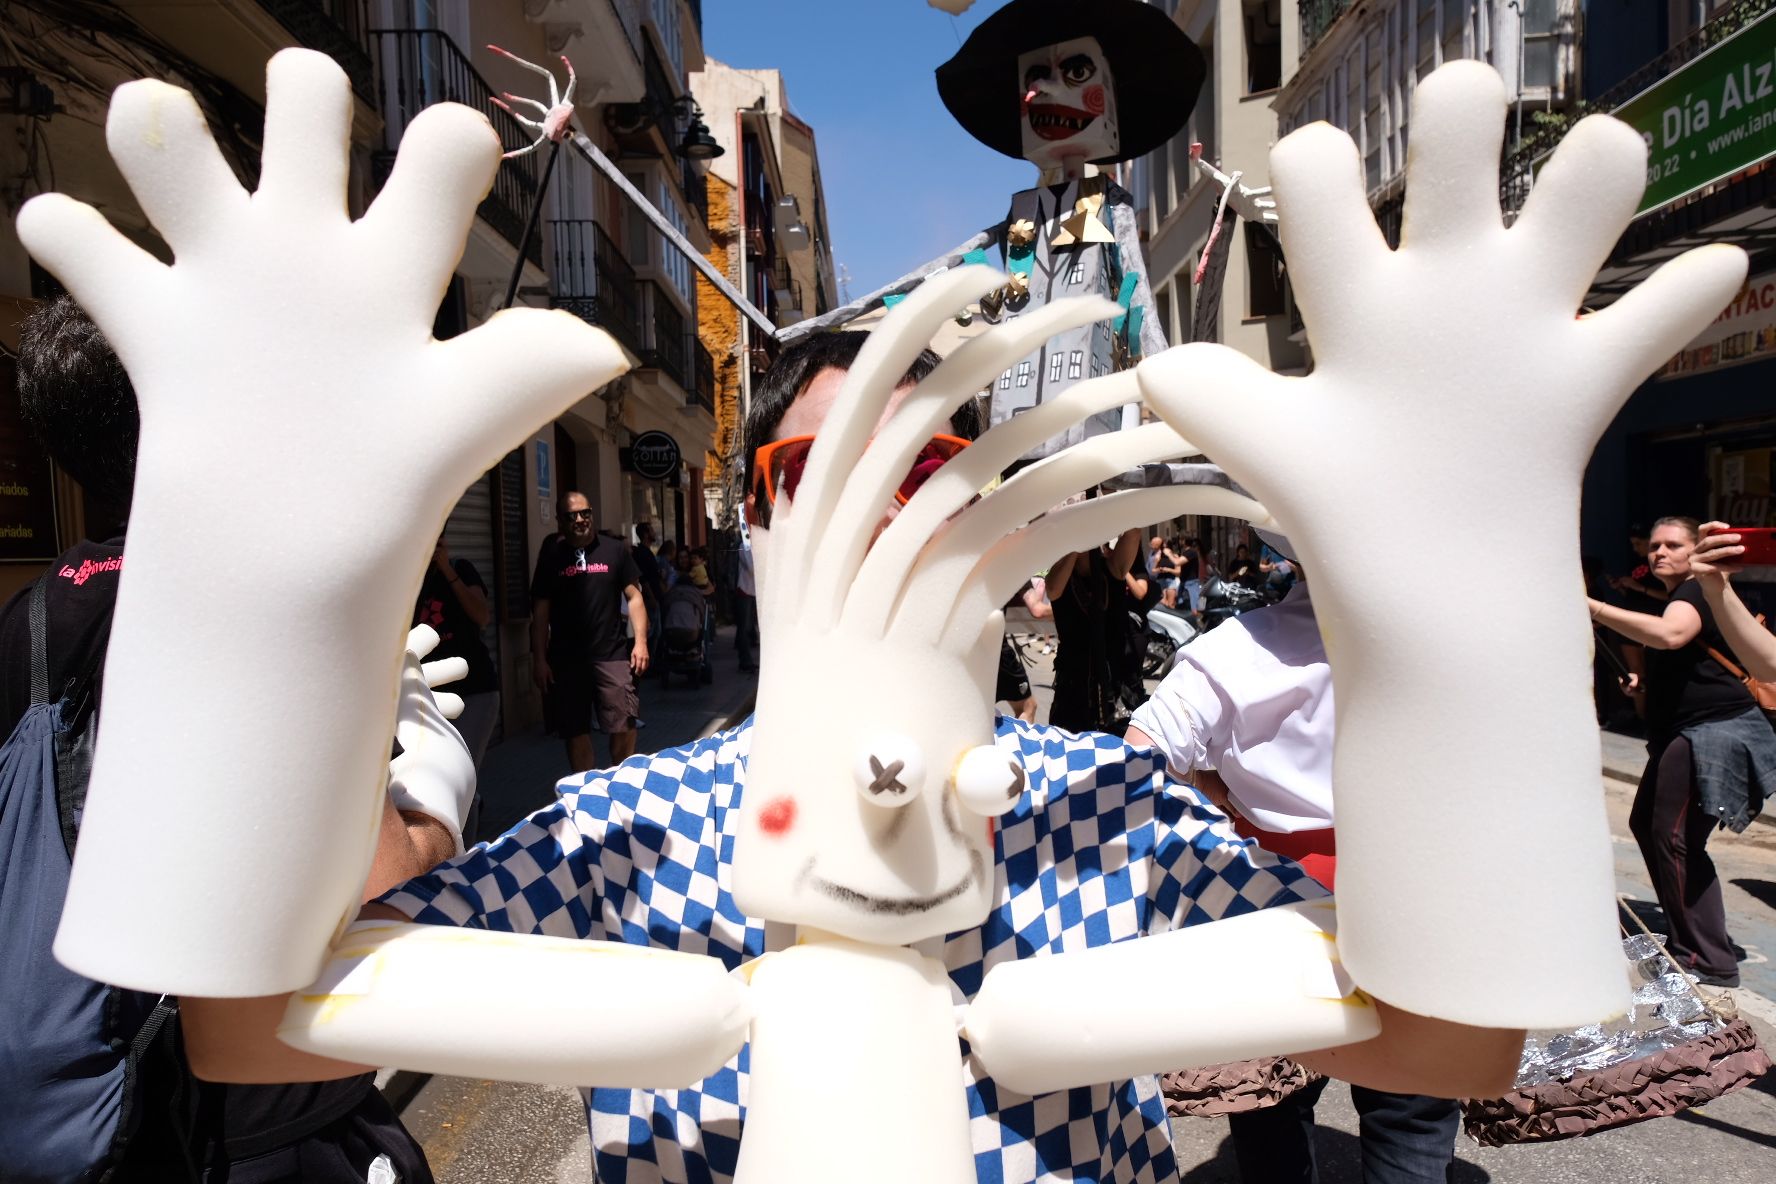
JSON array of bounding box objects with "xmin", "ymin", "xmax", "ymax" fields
[{"xmin": 1026, "ymin": 103, "xmax": 1098, "ymax": 141}]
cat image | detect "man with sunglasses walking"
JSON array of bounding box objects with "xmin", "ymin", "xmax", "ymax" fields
[{"xmin": 530, "ymin": 493, "xmax": 650, "ymax": 771}]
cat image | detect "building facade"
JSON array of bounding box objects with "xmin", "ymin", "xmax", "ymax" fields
[
  {"xmin": 0, "ymin": 0, "xmax": 720, "ymax": 735},
  {"xmin": 690, "ymin": 59, "xmax": 838, "ymax": 529}
]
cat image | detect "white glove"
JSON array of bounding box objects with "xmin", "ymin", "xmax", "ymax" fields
[{"xmin": 388, "ymin": 626, "xmax": 476, "ymax": 857}]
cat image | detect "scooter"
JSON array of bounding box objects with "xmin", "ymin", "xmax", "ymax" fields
[{"xmin": 1139, "ymin": 602, "xmax": 1199, "ymax": 679}]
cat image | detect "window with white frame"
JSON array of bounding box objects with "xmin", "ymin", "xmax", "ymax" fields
[
  {"xmin": 1049, "ymin": 354, "xmax": 1065, "ymax": 383},
  {"xmin": 1442, "ymin": 0, "xmax": 1467, "ymax": 63},
  {"xmin": 1521, "ymin": 0, "xmax": 1560, "ymax": 92},
  {"xmin": 651, "ymin": 0, "xmax": 683, "ymax": 79},
  {"xmin": 1415, "ymin": 0, "xmax": 1438, "ymax": 80},
  {"xmin": 1016, "ymin": 360, "xmax": 1033, "ymax": 387},
  {"xmin": 657, "ymin": 178, "xmax": 692, "ymax": 303}
]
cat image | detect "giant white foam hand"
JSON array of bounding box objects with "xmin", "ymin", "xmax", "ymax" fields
[
  {"xmin": 17, "ymin": 49, "xmax": 628, "ymax": 996},
  {"xmin": 1137, "ymin": 62, "xmax": 1746, "ymax": 1029}
]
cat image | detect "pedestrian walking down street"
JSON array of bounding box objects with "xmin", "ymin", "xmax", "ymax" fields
[
  {"xmin": 1589, "ymin": 516, "xmax": 1775, "ymax": 989},
  {"xmin": 1127, "ymin": 562, "xmax": 1463, "ymax": 1184},
  {"xmin": 733, "ymin": 517, "xmax": 759, "ymax": 672},
  {"xmin": 530, "ymin": 493, "xmax": 651, "ymax": 772}
]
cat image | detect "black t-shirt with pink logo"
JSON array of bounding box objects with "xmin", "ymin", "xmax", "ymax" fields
[
  {"xmin": 530, "ymin": 532, "xmax": 642, "ymax": 662},
  {"xmin": 0, "ymin": 538, "xmax": 125, "ymax": 740},
  {"xmin": 413, "ymin": 559, "xmax": 498, "ymax": 694}
]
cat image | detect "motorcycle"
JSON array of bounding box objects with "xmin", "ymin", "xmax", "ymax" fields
[{"xmin": 1197, "ymin": 574, "xmax": 1272, "ymax": 632}]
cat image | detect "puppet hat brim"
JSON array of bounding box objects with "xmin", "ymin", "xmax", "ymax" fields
[{"xmin": 935, "ymin": 0, "xmax": 1206, "ymax": 164}]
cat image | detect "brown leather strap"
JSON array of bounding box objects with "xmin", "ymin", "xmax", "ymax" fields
[{"xmin": 1706, "ymin": 644, "xmax": 1748, "ymax": 681}]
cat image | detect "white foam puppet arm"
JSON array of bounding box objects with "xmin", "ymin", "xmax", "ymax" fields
[
  {"xmin": 1136, "ymin": 62, "xmax": 1748, "ymax": 1029},
  {"xmin": 387, "ymin": 626, "xmax": 476, "ymax": 856},
  {"xmin": 17, "ymin": 49, "xmax": 629, "ymax": 997},
  {"xmin": 278, "ymin": 920, "xmax": 751, "ymax": 1089},
  {"xmin": 966, "ymin": 901, "xmax": 1377, "ymax": 1095}
]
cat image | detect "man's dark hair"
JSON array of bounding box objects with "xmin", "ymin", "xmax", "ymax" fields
[
  {"xmin": 16, "ymin": 295, "xmax": 139, "ymax": 519},
  {"xmin": 742, "ymin": 331, "xmax": 984, "ymax": 501},
  {"xmin": 557, "ymin": 490, "xmax": 592, "ymax": 518}
]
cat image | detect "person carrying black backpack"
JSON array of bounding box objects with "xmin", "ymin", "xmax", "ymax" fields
[{"xmin": 0, "ymin": 297, "xmax": 434, "ymax": 1183}]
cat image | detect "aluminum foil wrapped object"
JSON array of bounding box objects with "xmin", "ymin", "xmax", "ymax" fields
[{"xmin": 1513, "ymin": 934, "xmax": 1724, "ymax": 1087}]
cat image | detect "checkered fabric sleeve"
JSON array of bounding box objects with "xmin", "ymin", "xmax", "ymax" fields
[{"xmin": 376, "ymin": 718, "xmax": 1327, "ymax": 1184}]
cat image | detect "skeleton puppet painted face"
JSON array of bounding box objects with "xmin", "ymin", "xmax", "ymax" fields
[{"xmin": 1017, "ymin": 36, "xmax": 1119, "ymax": 170}]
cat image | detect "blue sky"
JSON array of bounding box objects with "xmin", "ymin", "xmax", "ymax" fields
[{"xmin": 703, "ymin": 1, "xmax": 1035, "ymax": 300}]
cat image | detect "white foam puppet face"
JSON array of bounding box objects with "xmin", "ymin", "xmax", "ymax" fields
[
  {"xmin": 731, "ymin": 269, "xmax": 1268, "ymax": 946},
  {"xmin": 1018, "ymin": 36, "xmax": 1119, "ymax": 168}
]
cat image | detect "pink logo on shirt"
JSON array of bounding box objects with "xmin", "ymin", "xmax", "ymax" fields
[{"xmin": 58, "ymin": 556, "xmax": 124, "ymax": 586}]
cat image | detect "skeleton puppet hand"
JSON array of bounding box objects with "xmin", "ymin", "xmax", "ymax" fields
[
  {"xmin": 1136, "ymin": 62, "xmax": 1745, "ymax": 1028},
  {"xmin": 18, "ymin": 49, "xmax": 628, "ymax": 995}
]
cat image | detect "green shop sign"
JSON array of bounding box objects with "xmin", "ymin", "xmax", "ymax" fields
[{"xmin": 1611, "ymin": 12, "xmax": 1776, "ymax": 213}]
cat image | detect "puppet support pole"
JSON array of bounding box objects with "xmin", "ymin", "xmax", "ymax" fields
[{"xmin": 568, "ymin": 131, "xmax": 778, "ymax": 337}]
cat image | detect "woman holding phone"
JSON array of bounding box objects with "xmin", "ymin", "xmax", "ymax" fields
[
  {"xmin": 1690, "ymin": 521, "xmax": 1776, "ymax": 682},
  {"xmin": 1588, "ymin": 517, "xmax": 1775, "ymax": 989}
]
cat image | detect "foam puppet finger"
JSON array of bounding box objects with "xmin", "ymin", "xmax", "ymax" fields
[
  {"xmin": 33, "ymin": 48, "xmax": 627, "ymax": 998},
  {"xmin": 421, "ymin": 656, "xmax": 470, "ymax": 691},
  {"xmin": 1138, "ymin": 60, "xmax": 1749, "ymax": 1030}
]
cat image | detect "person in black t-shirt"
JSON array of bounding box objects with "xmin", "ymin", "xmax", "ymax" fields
[
  {"xmin": 0, "ymin": 296, "xmax": 434, "ymax": 1182},
  {"xmin": 1589, "ymin": 516, "xmax": 1775, "ymax": 988},
  {"xmin": 530, "ymin": 491, "xmax": 649, "ymax": 771}
]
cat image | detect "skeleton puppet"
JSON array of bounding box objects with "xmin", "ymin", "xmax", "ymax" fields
[
  {"xmin": 789, "ymin": 0, "xmax": 1204, "ymax": 456},
  {"xmin": 19, "ymin": 43, "xmax": 1747, "ymax": 1184}
]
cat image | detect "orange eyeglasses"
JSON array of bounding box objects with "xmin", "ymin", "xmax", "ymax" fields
[{"xmin": 751, "ymin": 433, "xmax": 972, "ymax": 516}]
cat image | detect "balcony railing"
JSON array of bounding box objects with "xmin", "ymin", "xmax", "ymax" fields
[
  {"xmin": 692, "ymin": 340, "xmax": 715, "ymax": 413},
  {"xmin": 265, "ymin": 1, "xmax": 375, "ymax": 98},
  {"xmin": 550, "ymin": 220, "xmax": 643, "ymax": 355},
  {"xmin": 1300, "ymin": 0, "xmax": 1356, "ymax": 59},
  {"xmin": 368, "ymin": 29, "xmax": 544, "ymax": 264},
  {"xmin": 643, "ymin": 283, "xmax": 690, "ymax": 389}
]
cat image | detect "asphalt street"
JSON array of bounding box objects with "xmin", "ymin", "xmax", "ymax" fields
[{"xmin": 399, "ymin": 614, "xmax": 1776, "ymax": 1183}]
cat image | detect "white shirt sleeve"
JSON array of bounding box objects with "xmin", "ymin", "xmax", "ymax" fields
[{"xmin": 1128, "ymin": 657, "xmax": 1228, "ymax": 779}]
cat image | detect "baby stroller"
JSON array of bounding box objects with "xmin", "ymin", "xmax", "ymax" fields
[{"xmin": 659, "ymin": 582, "xmax": 713, "ymax": 687}]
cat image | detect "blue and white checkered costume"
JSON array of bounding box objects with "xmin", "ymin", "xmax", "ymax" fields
[{"xmin": 379, "ymin": 716, "xmax": 1326, "ymax": 1183}]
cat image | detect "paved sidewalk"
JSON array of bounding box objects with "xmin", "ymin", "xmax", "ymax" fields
[{"xmin": 467, "ymin": 622, "xmax": 758, "ymax": 846}]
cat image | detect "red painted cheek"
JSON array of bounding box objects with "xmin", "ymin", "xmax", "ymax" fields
[
  {"xmin": 1082, "ymin": 85, "xmax": 1106, "ymax": 115},
  {"xmin": 759, "ymin": 796, "xmax": 798, "ymax": 836}
]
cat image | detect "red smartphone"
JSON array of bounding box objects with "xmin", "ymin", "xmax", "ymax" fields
[{"xmin": 1725, "ymin": 526, "xmax": 1776, "ymax": 565}]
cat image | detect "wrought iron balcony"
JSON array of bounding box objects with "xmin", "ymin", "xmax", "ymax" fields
[
  {"xmin": 264, "ymin": 1, "xmax": 375, "ymax": 98},
  {"xmin": 367, "ymin": 29, "xmax": 544, "ymax": 264},
  {"xmin": 642, "ymin": 282, "xmax": 691, "ymax": 390},
  {"xmin": 550, "ymin": 220, "xmax": 644, "ymax": 356},
  {"xmin": 1299, "ymin": 0, "xmax": 1356, "ymax": 59}
]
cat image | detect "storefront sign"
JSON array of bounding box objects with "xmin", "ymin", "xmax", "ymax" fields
[
  {"xmin": 0, "ymin": 354, "xmax": 59, "ymax": 562},
  {"xmin": 1582, "ymin": 12, "xmax": 1776, "ymax": 214},
  {"xmin": 1658, "ymin": 267, "xmax": 1776, "ymax": 378},
  {"xmin": 628, "ymin": 431, "xmax": 681, "ymax": 482}
]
